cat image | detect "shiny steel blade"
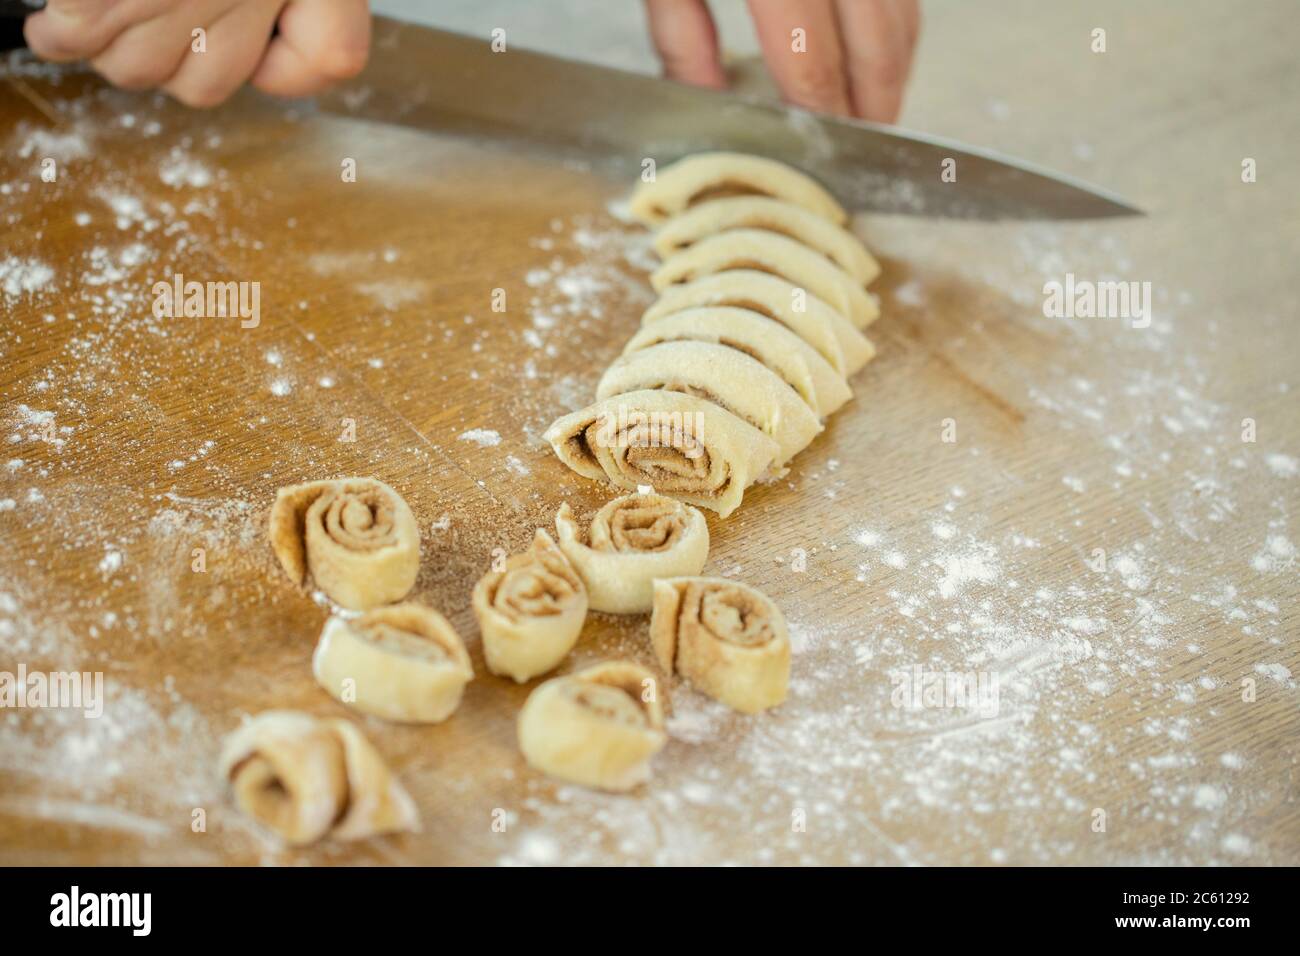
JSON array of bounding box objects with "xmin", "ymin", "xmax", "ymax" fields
[{"xmin": 320, "ymin": 17, "xmax": 1141, "ymax": 220}]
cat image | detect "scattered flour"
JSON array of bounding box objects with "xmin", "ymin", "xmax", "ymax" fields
[
  {"xmin": 158, "ymin": 147, "xmax": 214, "ymax": 188},
  {"xmin": 14, "ymin": 126, "xmax": 91, "ymax": 162},
  {"xmin": 459, "ymin": 429, "xmax": 501, "ymax": 447},
  {"xmin": 935, "ymin": 550, "xmax": 999, "ymax": 598},
  {"xmin": 1, "ymin": 60, "xmax": 1293, "ymax": 867},
  {"xmin": 97, "ymin": 549, "xmax": 123, "ymax": 576},
  {"xmin": 1264, "ymin": 453, "xmax": 1297, "ymax": 477},
  {"xmin": 1, "ymin": 257, "xmax": 54, "ymax": 298}
]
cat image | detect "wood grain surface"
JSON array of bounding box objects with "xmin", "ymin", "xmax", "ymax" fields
[{"xmin": 0, "ymin": 0, "xmax": 1296, "ymax": 866}]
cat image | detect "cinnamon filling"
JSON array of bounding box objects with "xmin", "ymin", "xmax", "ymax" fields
[
  {"xmin": 638, "ymin": 334, "xmax": 802, "ymax": 399},
  {"xmin": 686, "ymin": 182, "xmax": 771, "ymax": 206},
  {"xmin": 320, "ymin": 490, "xmax": 396, "ymax": 551},
  {"xmin": 490, "ymin": 539, "xmax": 582, "ymax": 621},
  {"xmin": 566, "ymin": 422, "xmax": 600, "ymax": 470},
  {"xmin": 561, "ymin": 679, "xmax": 646, "ymax": 729},
  {"xmin": 357, "ymin": 621, "xmax": 453, "ymax": 662},
  {"xmin": 691, "ymin": 583, "xmax": 775, "ymax": 647},
  {"xmin": 605, "ymin": 499, "xmax": 684, "ymax": 553},
  {"xmin": 660, "ymin": 382, "xmax": 768, "ymax": 437},
  {"xmin": 670, "ymin": 258, "xmax": 784, "ymax": 285}
]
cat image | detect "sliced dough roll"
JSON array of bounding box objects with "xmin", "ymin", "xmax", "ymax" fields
[
  {"xmin": 219, "ymin": 710, "xmax": 419, "ymax": 845},
  {"xmin": 312, "ymin": 604, "xmax": 473, "ymax": 724},
  {"xmin": 472, "ymin": 529, "xmax": 587, "ymax": 683},
  {"xmin": 544, "ymin": 389, "xmax": 779, "ymax": 518},
  {"xmin": 629, "ymin": 152, "xmax": 846, "ymax": 227},
  {"xmin": 269, "ymin": 477, "xmax": 420, "ymax": 610},
  {"xmin": 650, "ymin": 577, "xmax": 790, "ymax": 714},
  {"xmin": 653, "ymin": 196, "xmax": 880, "ymax": 285},
  {"xmin": 623, "ymin": 307, "xmax": 852, "ymax": 417},
  {"xmin": 642, "ymin": 270, "xmax": 876, "ymax": 376},
  {"xmin": 652, "ymin": 229, "xmax": 880, "ymax": 329},
  {"xmin": 517, "ymin": 661, "xmax": 667, "ymax": 791},
  {"xmin": 555, "ymin": 492, "xmax": 709, "ymax": 614},
  {"xmin": 596, "ymin": 340, "xmax": 822, "ymax": 466}
]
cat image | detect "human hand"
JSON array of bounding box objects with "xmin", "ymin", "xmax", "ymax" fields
[
  {"xmin": 643, "ymin": 0, "xmax": 920, "ymax": 123},
  {"xmin": 24, "ymin": 0, "xmax": 371, "ymax": 108}
]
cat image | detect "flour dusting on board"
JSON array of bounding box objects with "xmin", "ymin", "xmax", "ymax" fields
[
  {"xmin": 1, "ymin": 52, "xmax": 1293, "ymax": 866},
  {"xmin": 1, "ymin": 257, "xmax": 55, "ymax": 299},
  {"xmin": 487, "ymin": 213, "xmax": 1296, "ymax": 865}
]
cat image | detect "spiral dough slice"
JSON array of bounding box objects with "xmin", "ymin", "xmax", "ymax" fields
[
  {"xmin": 642, "ymin": 270, "xmax": 876, "ymax": 376},
  {"xmin": 219, "ymin": 710, "xmax": 419, "ymax": 845},
  {"xmin": 653, "ymin": 196, "xmax": 880, "ymax": 285},
  {"xmin": 652, "ymin": 230, "xmax": 880, "ymax": 329},
  {"xmin": 313, "ymin": 603, "xmax": 473, "ymax": 724},
  {"xmin": 629, "ymin": 152, "xmax": 846, "ymax": 227},
  {"xmin": 517, "ymin": 661, "xmax": 667, "ymax": 791},
  {"xmin": 544, "ymin": 389, "xmax": 781, "ymax": 518},
  {"xmin": 555, "ymin": 492, "xmax": 709, "ymax": 614},
  {"xmin": 622, "ymin": 307, "xmax": 852, "ymax": 417},
  {"xmin": 596, "ymin": 340, "xmax": 822, "ymax": 466},
  {"xmin": 650, "ymin": 576, "xmax": 790, "ymax": 714},
  {"xmin": 269, "ymin": 477, "xmax": 420, "ymax": 610},
  {"xmin": 472, "ymin": 529, "xmax": 587, "ymax": 683}
]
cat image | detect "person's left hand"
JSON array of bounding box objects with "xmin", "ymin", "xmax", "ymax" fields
[{"xmin": 644, "ymin": 0, "xmax": 921, "ymax": 124}]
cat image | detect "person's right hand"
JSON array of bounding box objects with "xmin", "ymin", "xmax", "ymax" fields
[
  {"xmin": 24, "ymin": 0, "xmax": 372, "ymax": 108},
  {"xmin": 644, "ymin": 0, "xmax": 921, "ymax": 124}
]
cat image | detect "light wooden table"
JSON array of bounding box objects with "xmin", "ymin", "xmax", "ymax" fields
[{"xmin": 0, "ymin": 0, "xmax": 1295, "ymax": 865}]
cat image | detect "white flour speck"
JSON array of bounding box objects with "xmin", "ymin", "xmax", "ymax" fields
[
  {"xmin": 936, "ymin": 551, "xmax": 998, "ymax": 598},
  {"xmin": 1192, "ymin": 785, "xmax": 1226, "ymax": 810},
  {"xmin": 98, "ymin": 549, "xmax": 123, "ymax": 576},
  {"xmin": 1221, "ymin": 834, "xmax": 1252, "ymax": 856},
  {"xmin": 1263, "ymin": 452, "xmax": 1296, "ymax": 477},
  {"xmin": 1251, "ymin": 535, "xmax": 1295, "ymax": 572},
  {"xmin": 1, "ymin": 258, "xmax": 55, "ymax": 298},
  {"xmin": 159, "ymin": 148, "xmax": 213, "ymax": 188},
  {"xmin": 459, "ymin": 429, "xmax": 501, "ymax": 447},
  {"xmin": 1253, "ymin": 662, "xmax": 1291, "ymax": 683}
]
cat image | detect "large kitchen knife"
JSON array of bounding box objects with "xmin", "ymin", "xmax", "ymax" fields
[{"xmin": 320, "ymin": 16, "xmax": 1140, "ymax": 221}]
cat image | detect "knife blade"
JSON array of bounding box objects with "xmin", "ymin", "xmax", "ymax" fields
[{"xmin": 319, "ymin": 16, "xmax": 1140, "ymax": 221}]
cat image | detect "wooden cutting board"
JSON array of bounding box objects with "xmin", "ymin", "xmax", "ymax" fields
[{"xmin": 0, "ymin": 0, "xmax": 1296, "ymax": 865}]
